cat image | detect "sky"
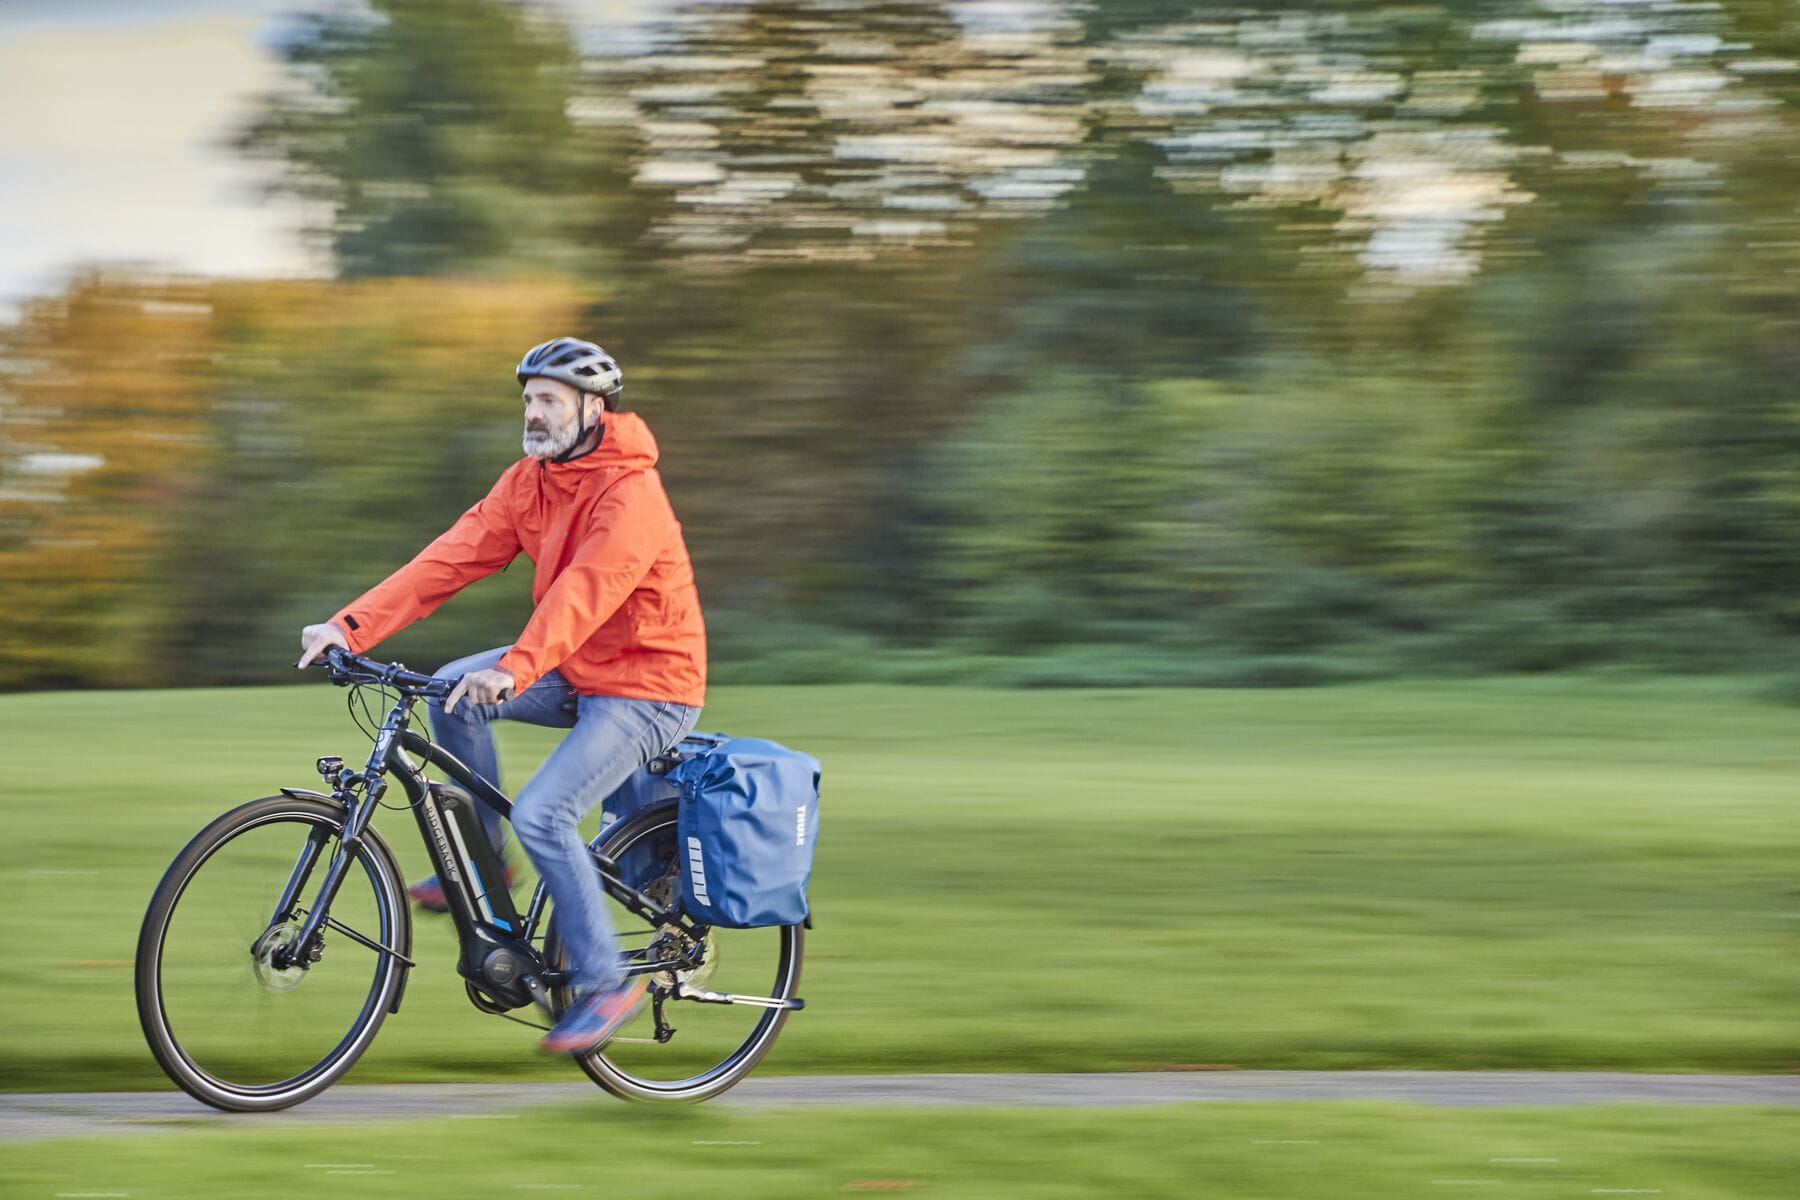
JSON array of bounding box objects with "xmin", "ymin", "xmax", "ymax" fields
[{"xmin": 0, "ymin": 0, "xmax": 658, "ymax": 320}]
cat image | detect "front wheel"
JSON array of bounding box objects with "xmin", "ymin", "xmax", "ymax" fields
[
  {"xmin": 135, "ymin": 794, "xmax": 411, "ymax": 1111},
  {"xmin": 546, "ymin": 803, "xmax": 804, "ymax": 1102}
]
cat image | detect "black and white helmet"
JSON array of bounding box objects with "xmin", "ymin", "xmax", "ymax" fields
[{"xmin": 515, "ymin": 337, "xmax": 623, "ymax": 408}]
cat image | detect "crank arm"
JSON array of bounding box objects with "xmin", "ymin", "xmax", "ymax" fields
[
  {"xmin": 519, "ymin": 972, "xmax": 559, "ymax": 1018},
  {"xmin": 673, "ymin": 983, "xmax": 805, "ymax": 1011}
]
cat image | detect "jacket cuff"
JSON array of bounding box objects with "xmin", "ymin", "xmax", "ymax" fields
[
  {"xmin": 496, "ymin": 649, "xmax": 539, "ymax": 693},
  {"xmin": 330, "ymin": 612, "xmax": 370, "ymax": 653}
]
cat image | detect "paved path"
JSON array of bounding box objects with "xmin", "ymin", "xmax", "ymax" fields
[{"xmin": 4, "ymin": 1073, "xmax": 1796, "ymax": 1143}]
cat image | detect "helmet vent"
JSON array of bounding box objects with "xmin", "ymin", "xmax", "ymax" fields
[{"xmin": 515, "ymin": 336, "xmax": 623, "ymax": 402}]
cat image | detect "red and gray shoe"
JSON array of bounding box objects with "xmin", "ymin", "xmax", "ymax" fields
[
  {"xmin": 539, "ymin": 977, "xmax": 649, "ymax": 1056},
  {"xmin": 407, "ymin": 863, "xmax": 518, "ymax": 913}
]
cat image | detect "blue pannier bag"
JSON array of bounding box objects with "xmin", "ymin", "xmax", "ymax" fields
[
  {"xmin": 667, "ymin": 737, "xmax": 820, "ymax": 928},
  {"xmin": 596, "ymin": 732, "xmax": 728, "ymax": 892}
]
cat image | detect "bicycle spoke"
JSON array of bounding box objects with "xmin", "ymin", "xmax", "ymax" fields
[
  {"xmin": 546, "ymin": 806, "xmax": 802, "ymax": 1100},
  {"xmin": 141, "ymin": 802, "xmax": 403, "ymax": 1106}
]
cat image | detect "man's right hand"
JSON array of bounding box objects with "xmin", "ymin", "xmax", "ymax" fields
[{"xmin": 297, "ymin": 622, "xmax": 350, "ymax": 669}]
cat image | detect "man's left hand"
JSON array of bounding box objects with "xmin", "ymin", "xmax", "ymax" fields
[{"xmin": 446, "ymin": 668, "xmax": 516, "ymax": 714}]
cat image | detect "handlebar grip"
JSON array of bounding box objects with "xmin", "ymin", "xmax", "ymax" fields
[{"xmin": 443, "ymin": 677, "xmax": 511, "ymax": 703}]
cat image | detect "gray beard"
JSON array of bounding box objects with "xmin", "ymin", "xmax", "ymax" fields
[{"xmin": 523, "ymin": 413, "xmax": 583, "ymax": 459}]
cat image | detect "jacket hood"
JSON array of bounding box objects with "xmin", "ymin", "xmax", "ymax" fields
[{"xmin": 535, "ymin": 409, "xmax": 660, "ymax": 482}]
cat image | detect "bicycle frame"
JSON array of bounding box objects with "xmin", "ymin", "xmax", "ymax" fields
[
  {"xmin": 136, "ymin": 643, "xmax": 805, "ymax": 1114},
  {"xmin": 270, "ymin": 685, "xmax": 703, "ymax": 1015}
]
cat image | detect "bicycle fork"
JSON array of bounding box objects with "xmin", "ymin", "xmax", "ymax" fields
[{"xmin": 264, "ymin": 738, "xmax": 410, "ymax": 974}]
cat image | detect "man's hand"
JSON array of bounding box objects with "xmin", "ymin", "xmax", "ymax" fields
[
  {"xmin": 297, "ymin": 622, "xmax": 350, "ymax": 669},
  {"xmin": 446, "ymin": 667, "xmax": 515, "ymax": 714}
]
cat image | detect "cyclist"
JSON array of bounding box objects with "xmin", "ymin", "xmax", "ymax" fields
[{"xmin": 296, "ymin": 337, "xmax": 705, "ymax": 1054}]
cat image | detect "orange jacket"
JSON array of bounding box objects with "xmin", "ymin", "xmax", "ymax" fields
[{"xmin": 331, "ymin": 410, "xmax": 706, "ymax": 706}]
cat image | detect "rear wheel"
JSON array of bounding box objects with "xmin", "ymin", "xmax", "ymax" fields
[
  {"xmin": 546, "ymin": 803, "xmax": 804, "ymax": 1102},
  {"xmin": 135, "ymin": 795, "xmax": 411, "ymax": 1111}
]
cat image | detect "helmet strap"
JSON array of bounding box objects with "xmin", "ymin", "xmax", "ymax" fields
[{"xmin": 550, "ymin": 395, "xmax": 603, "ymax": 464}]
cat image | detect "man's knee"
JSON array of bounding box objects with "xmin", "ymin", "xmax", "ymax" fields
[{"xmin": 509, "ymin": 791, "xmax": 565, "ymax": 850}]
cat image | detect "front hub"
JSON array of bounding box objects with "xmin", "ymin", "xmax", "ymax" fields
[{"xmin": 250, "ymin": 922, "xmax": 312, "ymax": 991}]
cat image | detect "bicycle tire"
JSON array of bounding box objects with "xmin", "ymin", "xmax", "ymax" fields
[
  {"xmin": 135, "ymin": 794, "xmax": 411, "ymax": 1112},
  {"xmin": 545, "ymin": 802, "xmax": 804, "ymax": 1102}
]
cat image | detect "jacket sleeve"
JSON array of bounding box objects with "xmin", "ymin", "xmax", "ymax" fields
[
  {"xmin": 498, "ymin": 471, "xmax": 672, "ymax": 692},
  {"xmin": 331, "ymin": 470, "xmax": 523, "ymax": 653}
]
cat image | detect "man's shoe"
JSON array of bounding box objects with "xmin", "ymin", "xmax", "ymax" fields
[
  {"xmin": 539, "ymin": 977, "xmax": 649, "ymax": 1056},
  {"xmin": 408, "ymin": 863, "xmax": 518, "ymax": 913}
]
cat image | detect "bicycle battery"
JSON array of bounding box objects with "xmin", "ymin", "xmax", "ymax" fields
[{"xmin": 430, "ymin": 782, "xmax": 521, "ymax": 933}]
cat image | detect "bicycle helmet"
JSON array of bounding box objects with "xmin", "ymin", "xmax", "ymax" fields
[{"xmin": 515, "ymin": 337, "xmax": 623, "ymax": 408}]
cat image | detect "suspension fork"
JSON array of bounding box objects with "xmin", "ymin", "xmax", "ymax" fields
[
  {"xmin": 276, "ymin": 701, "xmax": 407, "ymax": 962},
  {"xmin": 270, "ymin": 825, "xmax": 331, "ymax": 926}
]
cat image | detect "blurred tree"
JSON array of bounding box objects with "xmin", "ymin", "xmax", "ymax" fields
[
  {"xmin": 0, "ymin": 274, "xmax": 589, "ymax": 688},
  {"xmin": 15, "ymin": 0, "xmax": 1800, "ymax": 689},
  {"xmin": 0, "ymin": 275, "xmax": 219, "ymax": 688},
  {"xmin": 920, "ymin": 373, "xmax": 1231, "ymax": 649},
  {"xmin": 158, "ymin": 277, "xmax": 589, "ymax": 683},
  {"xmin": 237, "ymin": 0, "xmax": 617, "ymax": 278}
]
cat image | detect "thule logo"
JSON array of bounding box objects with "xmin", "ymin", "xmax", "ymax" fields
[
  {"xmin": 686, "ymin": 836, "xmax": 710, "ymax": 905},
  {"xmin": 796, "ymin": 805, "xmax": 807, "ymax": 846}
]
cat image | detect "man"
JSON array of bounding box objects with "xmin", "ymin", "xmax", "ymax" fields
[{"xmin": 296, "ymin": 336, "xmax": 705, "ymax": 1054}]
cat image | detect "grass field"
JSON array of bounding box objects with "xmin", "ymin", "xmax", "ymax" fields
[
  {"xmin": 1, "ymin": 678, "xmax": 1795, "ymax": 1090},
  {"xmin": 4, "ymin": 1101, "xmax": 1796, "ymax": 1198}
]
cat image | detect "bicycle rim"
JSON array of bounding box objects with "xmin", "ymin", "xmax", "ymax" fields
[
  {"xmin": 137, "ymin": 798, "xmax": 406, "ymax": 1110},
  {"xmin": 549, "ymin": 806, "xmax": 803, "ymax": 1101}
]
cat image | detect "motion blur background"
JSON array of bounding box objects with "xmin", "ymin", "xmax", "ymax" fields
[
  {"xmin": 9, "ymin": 0, "xmax": 1800, "ymax": 690},
  {"xmin": 5, "ymin": 9, "xmax": 1800, "ymax": 1194}
]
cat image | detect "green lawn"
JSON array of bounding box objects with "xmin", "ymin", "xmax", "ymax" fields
[
  {"xmin": 4, "ymin": 1101, "xmax": 1795, "ymax": 1199},
  {"xmin": 1, "ymin": 679, "xmax": 1795, "ymax": 1090}
]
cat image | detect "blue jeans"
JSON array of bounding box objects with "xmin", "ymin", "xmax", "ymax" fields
[{"xmin": 428, "ymin": 646, "xmax": 701, "ymax": 995}]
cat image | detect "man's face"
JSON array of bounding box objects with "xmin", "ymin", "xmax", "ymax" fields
[{"xmin": 521, "ymin": 377, "xmax": 587, "ymax": 459}]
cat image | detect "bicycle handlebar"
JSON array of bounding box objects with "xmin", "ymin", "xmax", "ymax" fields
[{"xmin": 315, "ymin": 645, "xmax": 456, "ymax": 698}]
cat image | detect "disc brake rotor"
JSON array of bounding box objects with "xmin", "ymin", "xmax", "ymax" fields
[{"xmin": 250, "ymin": 921, "xmax": 309, "ymax": 992}]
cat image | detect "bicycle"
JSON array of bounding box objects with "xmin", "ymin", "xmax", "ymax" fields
[{"xmin": 134, "ymin": 646, "xmax": 806, "ymax": 1112}]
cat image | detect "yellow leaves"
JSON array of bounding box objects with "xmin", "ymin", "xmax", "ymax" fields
[{"xmin": 0, "ymin": 271, "xmax": 596, "ymax": 687}]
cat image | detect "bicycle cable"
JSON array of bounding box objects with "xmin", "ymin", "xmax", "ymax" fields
[{"xmin": 345, "ymin": 680, "xmax": 430, "ymax": 810}]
